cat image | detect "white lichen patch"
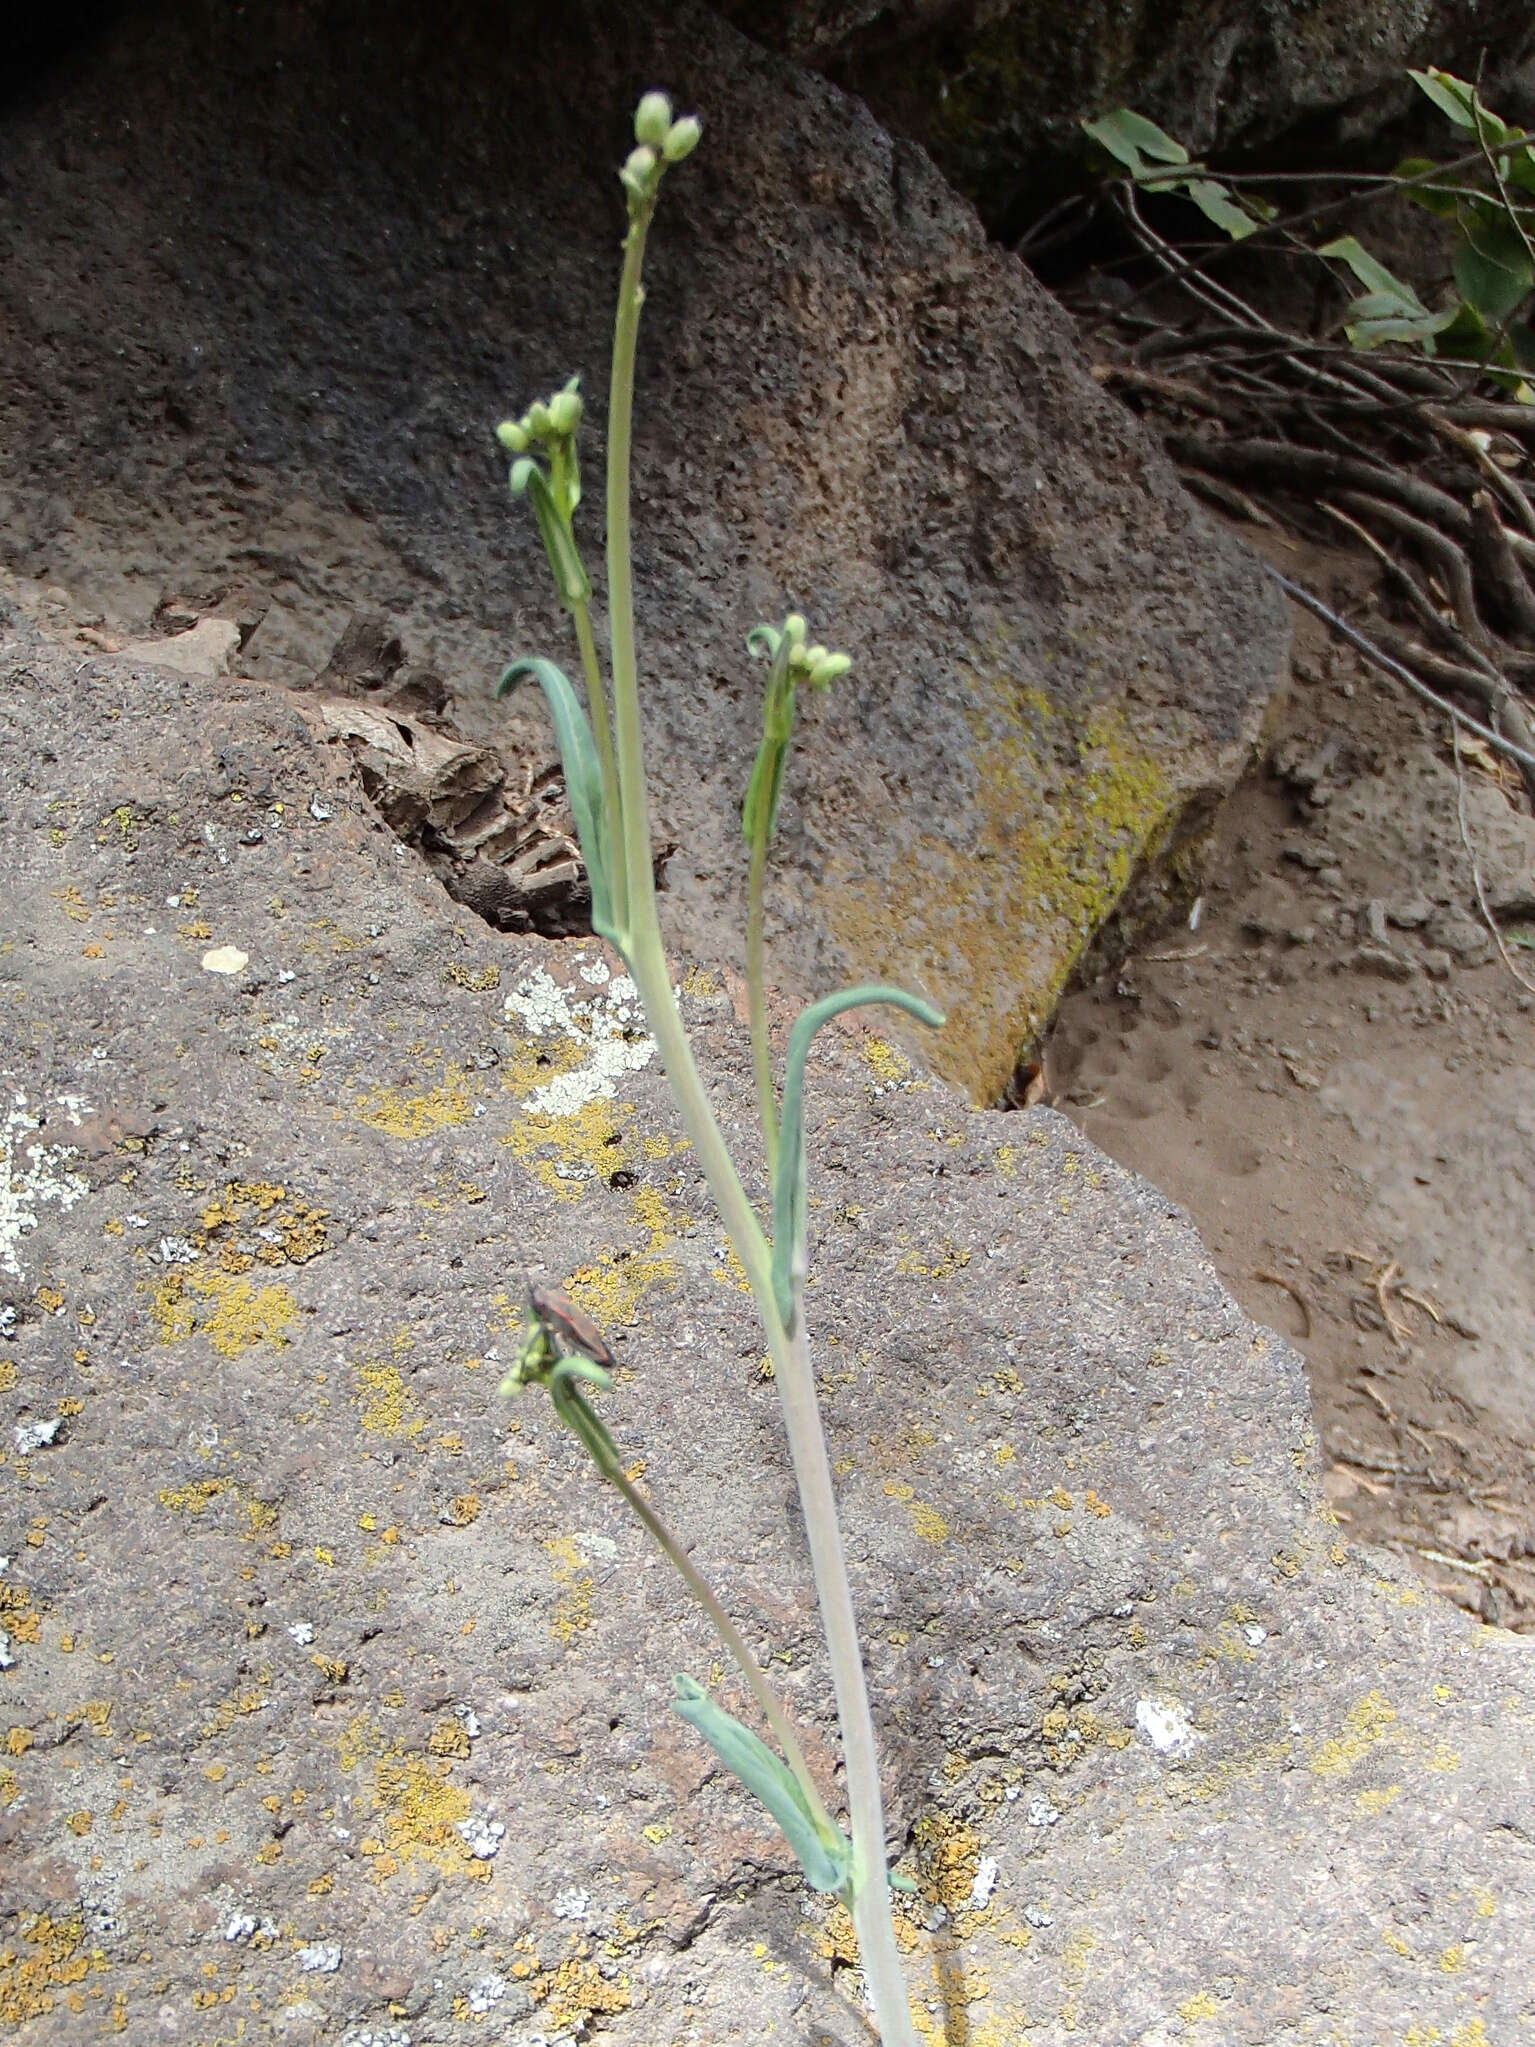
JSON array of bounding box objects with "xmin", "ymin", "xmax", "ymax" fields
[
  {"xmin": 467, "ymin": 1973, "xmax": 508, "ymax": 2014},
  {"xmin": 1136, "ymin": 1696, "xmax": 1199, "ymax": 1756},
  {"xmin": 503, "ymin": 961, "xmax": 655, "ymax": 1117},
  {"xmin": 455, "ymin": 1810, "xmax": 505, "ymax": 1859},
  {"xmin": 297, "ymin": 1941, "xmax": 342, "ymax": 1973},
  {"xmin": 2, "ymin": 1091, "xmax": 90, "ymax": 1276},
  {"xmin": 13, "ymin": 1417, "xmax": 61, "ymax": 1454},
  {"xmin": 968, "ymin": 1855, "xmax": 999, "ymax": 1910}
]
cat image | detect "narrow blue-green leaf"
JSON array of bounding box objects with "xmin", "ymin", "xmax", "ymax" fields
[
  {"xmin": 522, "ymin": 465, "xmax": 592, "ymax": 611},
  {"xmin": 1081, "ymin": 108, "xmax": 1189, "ymax": 174},
  {"xmin": 496, "ymin": 656, "xmax": 616, "ymax": 940},
  {"xmin": 773, "ymin": 985, "xmax": 944, "ymax": 1325},
  {"xmin": 671, "ymin": 1676, "xmax": 852, "ymax": 1893}
]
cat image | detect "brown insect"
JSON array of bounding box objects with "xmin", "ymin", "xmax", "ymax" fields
[{"xmin": 528, "ymin": 1278, "xmax": 617, "ymax": 1372}]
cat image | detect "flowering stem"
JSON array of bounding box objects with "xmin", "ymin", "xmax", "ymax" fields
[{"xmin": 745, "ymin": 816, "xmax": 779, "ymax": 1177}]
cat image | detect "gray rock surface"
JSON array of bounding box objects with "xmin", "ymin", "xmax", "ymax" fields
[
  {"xmin": 715, "ymin": 0, "xmax": 1535, "ymax": 229},
  {"xmin": 0, "ymin": 0, "xmax": 1286, "ymax": 1105},
  {"xmin": 3, "ymin": 617, "xmax": 1534, "ymax": 2042}
]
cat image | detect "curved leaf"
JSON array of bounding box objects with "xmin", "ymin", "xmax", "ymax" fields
[
  {"xmin": 521, "ymin": 465, "xmax": 592, "ymax": 611},
  {"xmin": 773, "ymin": 984, "xmax": 944, "ymax": 1325},
  {"xmin": 1409, "ymin": 67, "xmax": 1482, "ymax": 134},
  {"xmin": 496, "ymin": 656, "xmax": 616, "ymax": 940},
  {"xmin": 671, "ymin": 1675, "xmax": 853, "ymax": 1893},
  {"xmin": 1081, "ymin": 108, "xmax": 1189, "ymax": 173}
]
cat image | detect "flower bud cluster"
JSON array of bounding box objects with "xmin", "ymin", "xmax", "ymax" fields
[
  {"xmin": 496, "ymin": 375, "xmax": 583, "ymax": 487},
  {"xmin": 621, "ymin": 93, "xmax": 702, "ymax": 207},
  {"xmin": 789, "ymin": 636, "xmax": 852, "ymax": 691}
]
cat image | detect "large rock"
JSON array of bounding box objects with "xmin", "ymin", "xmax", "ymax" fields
[
  {"xmin": 0, "ymin": 0, "xmax": 1285, "ymax": 1106},
  {"xmin": 715, "ymin": 0, "xmax": 1535, "ymax": 229},
  {"xmin": 3, "ymin": 616, "xmax": 1534, "ymax": 2042}
]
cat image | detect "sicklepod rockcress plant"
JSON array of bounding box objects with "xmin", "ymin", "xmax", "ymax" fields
[{"xmin": 493, "ymin": 93, "xmax": 938, "ymax": 2047}]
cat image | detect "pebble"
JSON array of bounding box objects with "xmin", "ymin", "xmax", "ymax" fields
[
  {"xmin": 1350, "ymin": 946, "xmax": 1415, "ymax": 982},
  {"xmin": 1386, "ymin": 896, "xmax": 1433, "ymax": 929}
]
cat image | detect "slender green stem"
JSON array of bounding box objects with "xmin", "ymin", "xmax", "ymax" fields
[
  {"xmin": 603, "ymin": 1458, "xmax": 831, "ymax": 1836},
  {"xmin": 745, "ymin": 818, "xmax": 778, "ymax": 1177},
  {"xmin": 571, "ymin": 597, "xmax": 626, "ymax": 935}
]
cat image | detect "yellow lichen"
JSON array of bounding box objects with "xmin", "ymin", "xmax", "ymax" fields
[
  {"xmin": 354, "ymin": 1078, "xmax": 474, "ymax": 1139},
  {"xmin": 199, "ymin": 1180, "xmax": 329, "ymax": 1264},
  {"xmin": 534, "ymin": 1955, "xmax": 632, "ymax": 2028},
  {"xmin": 1179, "ymin": 1990, "xmax": 1219, "ymax": 2022},
  {"xmin": 0, "ymin": 1916, "xmax": 97, "ymax": 2026},
  {"xmin": 1309, "ymin": 1692, "xmax": 1397, "ymax": 1779},
  {"xmin": 826, "ymin": 678, "xmax": 1174, "ymax": 1102},
  {"xmin": 145, "ymin": 1268, "xmax": 297, "ymax": 1358},
  {"xmin": 503, "ymin": 1097, "xmax": 634, "ymax": 1203},
  {"xmin": 444, "ymin": 961, "xmax": 501, "ymax": 992},
  {"xmin": 338, "ymin": 1717, "xmax": 488, "ymax": 1884},
  {"xmin": 545, "ymin": 1536, "xmax": 594, "ymax": 1643},
  {"xmin": 353, "ymin": 1361, "xmax": 425, "ymax": 1440},
  {"xmin": 863, "ymin": 1039, "xmax": 915, "ymax": 1089},
  {"xmin": 158, "ymin": 1479, "xmax": 230, "ymax": 1516},
  {"xmin": 894, "ymin": 1239, "xmax": 971, "ymax": 1280}
]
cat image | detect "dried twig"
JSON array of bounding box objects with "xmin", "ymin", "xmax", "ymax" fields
[{"xmin": 1254, "ymin": 1268, "xmax": 1313, "ymax": 1338}]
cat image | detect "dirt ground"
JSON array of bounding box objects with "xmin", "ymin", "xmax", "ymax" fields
[{"xmin": 1050, "ymin": 533, "xmax": 1535, "ymax": 1630}]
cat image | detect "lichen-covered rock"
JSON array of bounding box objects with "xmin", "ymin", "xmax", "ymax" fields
[
  {"xmin": 715, "ymin": 0, "xmax": 1535, "ymax": 229},
  {"xmin": 0, "ymin": 0, "xmax": 1284, "ymax": 1105},
  {"xmin": 3, "ymin": 614, "xmax": 1534, "ymax": 2043}
]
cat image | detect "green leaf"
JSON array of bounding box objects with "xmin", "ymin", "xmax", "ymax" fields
[
  {"xmin": 1318, "ymin": 236, "xmax": 1429, "ymax": 310},
  {"xmin": 1393, "ymin": 156, "xmax": 1461, "ymax": 220},
  {"xmin": 1506, "ymin": 149, "xmax": 1535, "ymax": 200},
  {"xmin": 1184, "ymin": 178, "xmax": 1258, "ymax": 240},
  {"xmin": 1081, "ymin": 108, "xmax": 1190, "ymax": 174},
  {"xmin": 1453, "ymin": 211, "xmax": 1534, "ymax": 325},
  {"xmin": 671, "ymin": 1676, "xmax": 853, "ymax": 1893},
  {"xmin": 496, "ymin": 656, "xmax": 616, "ymax": 940},
  {"xmin": 1505, "ymin": 320, "xmax": 1535, "ymax": 375},
  {"xmin": 1409, "ymin": 67, "xmax": 1482, "ymax": 133},
  {"xmin": 1433, "ymin": 299, "xmax": 1497, "ymax": 358},
  {"xmin": 773, "ymin": 985, "xmax": 944, "ymax": 1326}
]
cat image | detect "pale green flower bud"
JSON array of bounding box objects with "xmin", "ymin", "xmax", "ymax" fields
[
  {"xmin": 509, "ymin": 457, "xmax": 537, "ymax": 496},
  {"xmin": 497, "ymin": 419, "xmax": 529, "ymax": 454},
  {"xmin": 622, "ymin": 145, "xmax": 658, "ymax": 194},
  {"xmin": 784, "ymin": 613, "xmax": 807, "ymax": 644},
  {"xmin": 634, "ymin": 92, "xmax": 673, "ymax": 149},
  {"xmin": 803, "ymin": 643, "xmax": 830, "ymax": 671},
  {"xmin": 548, "ymin": 388, "xmax": 582, "ymax": 436},
  {"xmin": 527, "ymin": 399, "xmax": 552, "ymax": 438},
  {"xmin": 662, "ymin": 115, "xmax": 702, "ymax": 163},
  {"xmin": 811, "ymin": 652, "xmax": 851, "ymax": 688}
]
